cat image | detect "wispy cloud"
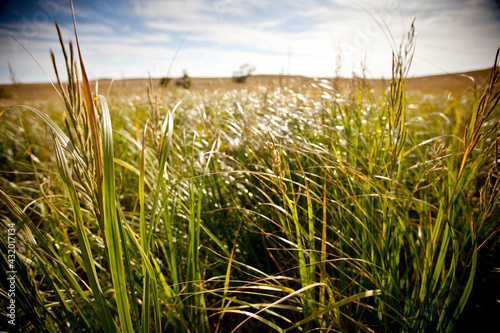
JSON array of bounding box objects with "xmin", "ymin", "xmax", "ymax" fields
[{"xmin": 0, "ymin": 0, "xmax": 498, "ymax": 83}]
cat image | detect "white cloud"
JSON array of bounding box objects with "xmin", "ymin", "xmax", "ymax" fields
[
  {"xmin": 132, "ymin": 0, "xmax": 217, "ymax": 23},
  {"xmin": 0, "ymin": 0, "xmax": 499, "ymax": 83}
]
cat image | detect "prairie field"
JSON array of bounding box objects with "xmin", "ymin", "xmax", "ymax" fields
[{"xmin": 1, "ymin": 24, "xmax": 500, "ymax": 333}]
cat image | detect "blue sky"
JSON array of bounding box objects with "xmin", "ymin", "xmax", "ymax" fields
[{"xmin": 0, "ymin": 0, "xmax": 499, "ymax": 84}]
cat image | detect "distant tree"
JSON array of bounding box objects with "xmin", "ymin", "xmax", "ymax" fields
[
  {"xmin": 0, "ymin": 86, "xmax": 13, "ymax": 99},
  {"xmin": 160, "ymin": 76, "xmax": 171, "ymax": 87},
  {"xmin": 232, "ymin": 63, "xmax": 255, "ymax": 83},
  {"xmin": 175, "ymin": 70, "xmax": 191, "ymax": 89}
]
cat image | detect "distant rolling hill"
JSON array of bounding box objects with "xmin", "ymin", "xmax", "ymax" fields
[{"xmin": 0, "ymin": 68, "xmax": 493, "ymax": 103}]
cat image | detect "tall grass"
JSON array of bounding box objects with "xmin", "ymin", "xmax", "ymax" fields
[{"xmin": 1, "ymin": 13, "xmax": 499, "ymax": 332}]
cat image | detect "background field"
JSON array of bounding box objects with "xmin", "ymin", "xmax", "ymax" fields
[{"xmin": 0, "ymin": 69, "xmax": 493, "ymax": 104}]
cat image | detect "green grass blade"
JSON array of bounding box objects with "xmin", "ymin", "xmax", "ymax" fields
[
  {"xmin": 285, "ymin": 289, "xmax": 382, "ymax": 331},
  {"xmin": 53, "ymin": 135, "xmax": 115, "ymax": 332},
  {"xmin": 99, "ymin": 95, "xmax": 134, "ymax": 332}
]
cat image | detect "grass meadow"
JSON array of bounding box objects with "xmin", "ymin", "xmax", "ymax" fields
[{"xmin": 1, "ymin": 18, "xmax": 500, "ymax": 332}]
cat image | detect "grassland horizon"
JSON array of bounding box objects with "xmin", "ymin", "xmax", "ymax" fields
[{"xmin": 0, "ymin": 68, "xmax": 494, "ymax": 103}]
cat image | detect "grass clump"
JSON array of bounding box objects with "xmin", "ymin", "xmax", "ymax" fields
[{"xmin": 1, "ymin": 16, "xmax": 499, "ymax": 333}]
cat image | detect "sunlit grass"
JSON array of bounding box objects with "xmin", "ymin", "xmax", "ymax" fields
[{"xmin": 0, "ymin": 14, "xmax": 499, "ymax": 333}]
